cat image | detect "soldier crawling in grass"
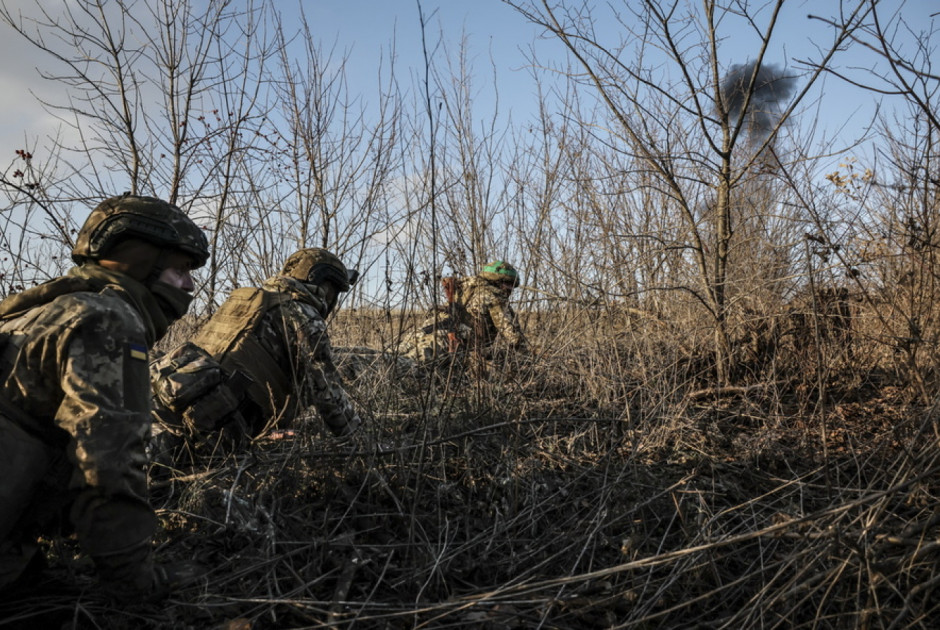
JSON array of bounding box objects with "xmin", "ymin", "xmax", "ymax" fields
[
  {"xmin": 397, "ymin": 260, "xmax": 528, "ymax": 367},
  {"xmin": 150, "ymin": 247, "xmax": 364, "ymax": 460},
  {"xmin": 0, "ymin": 194, "xmax": 209, "ymax": 602}
]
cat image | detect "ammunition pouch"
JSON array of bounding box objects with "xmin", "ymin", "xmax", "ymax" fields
[
  {"xmin": 191, "ymin": 287, "xmax": 293, "ymax": 420},
  {"xmin": 150, "ymin": 341, "xmax": 252, "ymax": 435},
  {"xmin": 181, "ymin": 369, "xmax": 252, "ymax": 433}
]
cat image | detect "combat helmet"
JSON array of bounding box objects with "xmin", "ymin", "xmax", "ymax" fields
[
  {"xmin": 72, "ymin": 193, "xmax": 210, "ymax": 268},
  {"xmin": 281, "ymin": 248, "xmax": 359, "ymax": 292},
  {"xmin": 479, "ymin": 260, "xmax": 520, "ymax": 287}
]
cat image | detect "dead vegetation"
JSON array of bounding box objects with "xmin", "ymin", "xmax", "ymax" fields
[
  {"xmin": 2, "ymin": 1, "xmax": 939, "ymax": 627},
  {"xmin": 3, "ymin": 300, "xmax": 940, "ymax": 630}
]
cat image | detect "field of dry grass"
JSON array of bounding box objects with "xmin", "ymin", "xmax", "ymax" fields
[{"xmin": 2, "ymin": 300, "xmax": 939, "ymax": 629}]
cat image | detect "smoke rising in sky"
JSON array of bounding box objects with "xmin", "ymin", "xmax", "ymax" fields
[{"xmin": 720, "ymin": 61, "xmax": 797, "ymax": 142}]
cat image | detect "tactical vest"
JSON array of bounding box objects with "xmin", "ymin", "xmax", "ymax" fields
[{"xmin": 192, "ymin": 287, "xmax": 295, "ymax": 419}]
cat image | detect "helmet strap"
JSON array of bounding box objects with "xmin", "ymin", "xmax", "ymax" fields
[
  {"xmin": 309, "ymin": 280, "xmax": 340, "ymax": 316},
  {"xmin": 145, "ymin": 249, "xmax": 170, "ymax": 287}
]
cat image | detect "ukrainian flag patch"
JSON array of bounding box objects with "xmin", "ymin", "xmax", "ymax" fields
[{"xmin": 128, "ymin": 343, "xmax": 148, "ymax": 361}]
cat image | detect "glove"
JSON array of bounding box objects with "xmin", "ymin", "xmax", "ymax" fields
[
  {"xmin": 97, "ymin": 555, "xmax": 204, "ymax": 603},
  {"xmin": 153, "ymin": 560, "xmax": 205, "ymax": 594}
]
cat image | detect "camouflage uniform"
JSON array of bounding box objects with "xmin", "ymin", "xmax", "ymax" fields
[
  {"xmin": 0, "ymin": 194, "xmax": 208, "ymax": 600},
  {"xmin": 398, "ymin": 270, "xmax": 526, "ymax": 363},
  {"xmin": 151, "ymin": 253, "xmax": 362, "ymax": 444}
]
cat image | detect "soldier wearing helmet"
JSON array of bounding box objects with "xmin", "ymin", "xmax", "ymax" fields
[
  {"xmin": 150, "ymin": 247, "xmax": 363, "ymax": 454},
  {"xmin": 397, "ymin": 260, "xmax": 527, "ymax": 363},
  {"xmin": 0, "ymin": 193, "xmax": 208, "ymax": 601}
]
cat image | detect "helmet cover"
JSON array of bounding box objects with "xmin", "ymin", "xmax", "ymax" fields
[
  {"xmin": 280, "ymin": 248, "xmax": 358, "ymax": 292},
  {"xmin": 479, "ymin": 260, "xmax": 520, "ymax": 287},
  {"xmin": 71, "ymin": 193, "xmax": 209, "ymax": 268}
]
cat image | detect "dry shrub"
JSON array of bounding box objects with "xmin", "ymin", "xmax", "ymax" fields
[{"xmin": 4, "ymin": 306, "xmax": 940, "ymax": 630}]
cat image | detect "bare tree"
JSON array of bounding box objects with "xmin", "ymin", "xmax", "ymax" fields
[
  {"xmin": 262, "ymin": 6, "xmax": 402, "ymax": 276},
  {"xmin": 0, "ymin": 0, "xmax": 278, "ymax": 305},
  {"xmin": 381, "ymin": 10, "xmax": 522, "ymax": 311},
  {"xmin": 811, "ymin": 2, "xmax": 940, "ymax": 137},
  {"xmin": 0, "ymin": 140, "xmax": 75, "ymax": 296},
  {"xmin": 0, "ymin": 0, "xmax": 408, "ymax": 311},
  {"xmin": 792, "ymin": 3, "xmax": 940, "ymax": 397},
  {"xmin": 506, "ymin": 0, "xmax": 870, "ymax": 383}
]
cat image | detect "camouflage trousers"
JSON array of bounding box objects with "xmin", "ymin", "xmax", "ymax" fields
[
  {"xmin": 0, "ymin": 413, "xmax": 58, "ymax": 590},
  {"xmin": 395, "ymin": 327, "xmax": 468, "ymax": 363}
]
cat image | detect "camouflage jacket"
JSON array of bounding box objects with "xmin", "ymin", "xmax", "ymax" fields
[
  {"xmin": 0, "ymin": 265, "xmax": 161, "ymax": 558},
  {"xmin": 456, "ymin": 276, "xmax": 526, "ymax": 349},
  {"xmin": 162, "ymin": 275, "xmax": 361, "ymax": 438},
  {"xmin": 397, "ymin": 275, "xmax": 526, "ymax": 362}
]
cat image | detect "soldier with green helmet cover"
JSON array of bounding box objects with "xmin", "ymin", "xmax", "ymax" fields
[
  {"xmin": 149, "ymin": 247, "xmax": 363, "ymax": 455},
  {"xmin": 397, "ymin": 259, "xmax": 527, "ymax": 363},
  {"xmin": 0, "ymin": 193, "xmax": 208, "ymax": 601},
  {"xmin": 479, "ymin": 260, "xmax": 521, "ymax": 287}
]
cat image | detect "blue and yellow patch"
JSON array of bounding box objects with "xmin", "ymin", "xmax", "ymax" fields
[{"xmin": 128, "ymin": 343, "xmax": 148, "ymax": 361}]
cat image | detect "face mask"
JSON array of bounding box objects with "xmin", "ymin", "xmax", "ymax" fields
[
  {"xmin": 149, "ymin": 280, "xmax": 194, "ymax": 321},
  {"xmin": 309, "ymin": 282, "xmax": 338, "ymax": 316}
]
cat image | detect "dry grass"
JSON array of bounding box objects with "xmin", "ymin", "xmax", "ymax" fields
[{"xmin": 3, "ymin": 303, "xmax": 940, "ymax": 629}]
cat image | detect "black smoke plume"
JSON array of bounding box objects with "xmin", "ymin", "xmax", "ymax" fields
[{"xmin": 720, "ymin": 61, "xmax": 797, "ymax": 142}]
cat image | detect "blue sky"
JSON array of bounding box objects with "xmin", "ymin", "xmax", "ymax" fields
[
  {"xmin": 1, "ymin": 1, "xmax": 932, "ymax": 173},
  {"xmin": 0, "ymin": 0, "xmax": 548, "ymax": 157},
  {"xmin": 285, "ymin": 0, "xmax": 928, "ymax": 156},
  {"xmin": 285, "ymin": 1, "xmax": 554, "ymax": 127}
]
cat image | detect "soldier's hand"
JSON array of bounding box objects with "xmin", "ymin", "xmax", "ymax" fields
[
  {"xmin": 99, "ymin": 559, "xmax": 204, "ymax": 603},
  {"xmin": 152, "ymin": 560, "xmax": 205, "ymax": 594}
]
